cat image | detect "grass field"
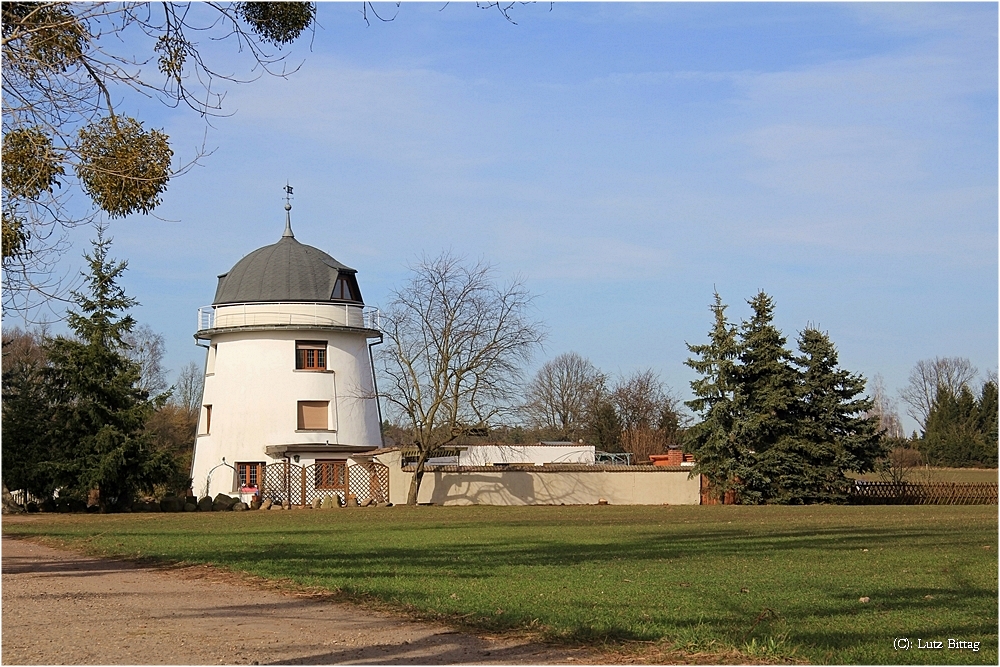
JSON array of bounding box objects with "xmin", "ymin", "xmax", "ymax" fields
[{"xmin": 3, "ymin": 504, "xmax": 996, "ymax": 664}]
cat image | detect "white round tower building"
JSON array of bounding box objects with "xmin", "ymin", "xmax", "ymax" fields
[{"xmin": 189, "ymin": 199, "xmax": 383, "ymax": 502}]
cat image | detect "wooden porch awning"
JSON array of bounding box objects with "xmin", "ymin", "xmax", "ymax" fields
[{"xmin": 264, "ymin": 443, "xmax": 378, "ymax": 458}]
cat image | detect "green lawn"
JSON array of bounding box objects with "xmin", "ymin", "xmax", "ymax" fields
[{"xmin": 4, "ymin": 504, "xmax": 996, "ymax": 664}]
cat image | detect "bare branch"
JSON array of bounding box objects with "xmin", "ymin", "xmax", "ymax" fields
[
  {"xmin": 899, "ymin": 357, "xmax": 978, "ymax": 430},
  {"xmin": 377, "ymin": 252, "xmax": 544, "ymax": 503}
]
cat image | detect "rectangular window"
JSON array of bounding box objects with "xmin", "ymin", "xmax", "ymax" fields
[
  {"xmin": 236, "ymin": 462, "xmax": 265, "ymax": 492},
  {"xmin": 297, "ymin": 400, "xmax": 329, "ymax": 430},
  {"xmin": 295, "ymin": 340, "xmax": 327, "ymax": 370},
  {"xmin": 206, "ymin": 344, "xmax": 217, "ymax": 375},
  {"xmin": 314, "ymin": 460, "xmax": 346, "ymax": 490},
  {"xmin": 201, "ymin": 405, "xmax": 212, "ymax": 435}
]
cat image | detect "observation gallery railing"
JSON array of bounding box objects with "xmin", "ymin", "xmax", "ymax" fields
[{"xmin": 197, "ymin": 302, "xmax": 380, "ymax": 331}]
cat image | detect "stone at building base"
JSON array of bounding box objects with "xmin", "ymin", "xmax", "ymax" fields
[
  {"xmin": 184, "ymin": 502, "xmax": 198, "ymax": 512},
  {"xmin": 197, "ymin": 496, "xmax": 214, "ymax": 512},
  {"xmin": 213, "ymin": 493, "xmax": 239, "ymax": 511},
  {"xmin": 160, "ymin": 496, "xmax": 185, "ymax": 512}
]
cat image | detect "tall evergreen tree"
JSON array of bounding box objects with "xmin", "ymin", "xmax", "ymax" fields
[
  {"xmin": 1, "ymin": 328, "xmax": 52, "ymax": 498},
  {"xmin": 977, "ymin": 380, "xmax": 999, "ymax": 458},
  {"xmin": 729, "ymin": 292, "xmax": 800, "ymax": 503},
  {"xmin": 35, "ymin": 231, "xmax": 178, "ymax": 510},
  {"xmin": 920, "ymin": 381, "xmax": 998, "ymax": 467},
  {"xmin": 789, "ymin": 328, "xmax": 885, "ymax": 503},
  {"xmin": 684, "ymin": 292, "xmax": 741, "ymax": 500},
  {"xmin": 685, "ymin": 291, "xmax": 886, "ymax": 504}
]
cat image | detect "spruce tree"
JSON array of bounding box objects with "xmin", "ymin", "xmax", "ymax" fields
[
  {"xmin": 686, "ymin": 291, "xmax": 886, "ymax": 504},
  {"xmin": 40, "ymin": 231, "xmax": 179, "ymax": 511},
  {"xmin": 921, "ymin": 381, "xmax": 998, "ymax": 467},
  {"xmin": 729, "ymin": 292, "xmax": 800, "ymax": 503},
  {"xmin": 792, "ymin": 328, "xmax": 884, "ymax": 503},
  {"xmin": 977, "ymin": 380, "xmax": 998, "ymax": 460},
  {"xmin": 684, "ymin": 292, "xmax": 740, "ymax": 500}
]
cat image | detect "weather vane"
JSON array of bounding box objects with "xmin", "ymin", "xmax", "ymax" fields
[{"xmin": 281, "ymin": 182, "xmax": 295, "ymax": 238}]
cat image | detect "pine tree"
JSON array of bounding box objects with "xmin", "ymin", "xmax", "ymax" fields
[
  {"xmin": 40, "ymin": 231, "xmax": 179, "ymax": 511},
  {"xmin": 684, "ymin": 292, "xmax": 740, "ymax": 500},
  {"xmin": 790, "ymin": 328, "xmax": 885, "ymax": 503}
]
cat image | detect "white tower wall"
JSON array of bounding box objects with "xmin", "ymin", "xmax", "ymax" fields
[{"xmin": 190, "ymin": 329, "xmax": 381, "ymax": 498}]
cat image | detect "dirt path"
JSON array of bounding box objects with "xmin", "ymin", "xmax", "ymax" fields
[{"xmin": 1, "ymin": 535, "xmax": 601, "ymax": 665}]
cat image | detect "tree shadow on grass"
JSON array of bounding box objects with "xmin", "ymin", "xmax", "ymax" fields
[{"xmin": 5, "ymin": 515, "xmax": 995, "ymax": 662}]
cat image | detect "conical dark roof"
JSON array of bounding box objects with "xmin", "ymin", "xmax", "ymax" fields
[{"xmin": 213, "ymin": 235, "xmax": 363, "ymax": 305}]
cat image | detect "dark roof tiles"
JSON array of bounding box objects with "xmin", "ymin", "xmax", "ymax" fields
[{"xmin": 213, "ymin": 236, "xmax": 362, "ymax": 305}]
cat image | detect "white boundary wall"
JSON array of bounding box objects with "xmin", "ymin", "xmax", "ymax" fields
[
  {"xmin": 427, "ymin": 444, "xmax": 595, "ymax": 467},
  {"xmin": 375, "ymin": 451, "xmax": 700, "ymax": 506}
]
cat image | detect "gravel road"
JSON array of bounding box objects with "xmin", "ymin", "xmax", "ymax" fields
[{"xmin": 1, "ymin": 535, "xmax": 600, "ymax": 665}]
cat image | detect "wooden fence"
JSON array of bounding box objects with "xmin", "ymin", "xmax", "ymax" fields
[
  {"xmin": 850, "ymin": 481, "xmax": 998, "ymax": 505},
  {"xmin": 259, "ymin": 461, "xmax": 389, "ymax": 506}
]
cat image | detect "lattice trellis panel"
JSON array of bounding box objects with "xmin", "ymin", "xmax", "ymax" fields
[
  {"xmin": 260, "ymin": 461, "xmax": 305, "ymax": 505},
  {"xmin": 303, "ymin": 462, "xmax": 348, "ymax": 505},
  {"xmin": 348, "ymin": 461, "xmax": 390, "ymax": 504},
  {"xmin": 259, "ymin": 460, "xmax": 389, "ymax": 506}
]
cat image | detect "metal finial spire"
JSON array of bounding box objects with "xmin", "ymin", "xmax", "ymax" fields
[{"xmin": 282, "ymin": 182, "xmax": 294, "ymax": 238}]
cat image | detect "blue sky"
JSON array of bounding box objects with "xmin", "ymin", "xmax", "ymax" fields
[{"xmin": 46, "ymin": 2, "xmax": 998, "ymax": 433}]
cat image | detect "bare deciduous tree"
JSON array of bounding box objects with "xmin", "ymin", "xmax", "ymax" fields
[
  {"xmin": 612, "ymin": 369, "xmax": 680, "ymax": 432},
  {"xmin": 612, "ymin": 369, "xmax": 684, "ymax": 462},
  {"xmin": 523, "ymin": 352, "xmax": 605, "ymax": 440},
  {"xmin": 877, "ymin": 446, "xmax": 924, "ymax": 485},
  {"xmin": 122, "ymin": 323, "xmax": 167, "ymax": 396},
  {"xmin": 900, "ymin": 357, "xmax": 978, "ymax": 430},
  {"xmin": 866, "ymin": 374, "xmax": 905, "ymax": 439},
  {"xmin": 172, "ymin": 360, "xmax": 204, "ymax": 418},
  {"xmin": 378, "ymin": 253, "xmax": 545, "ymax": 505},
  {"xmin": 3, "ymin": 2, "xmax": 316, "ymax": 317}
]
